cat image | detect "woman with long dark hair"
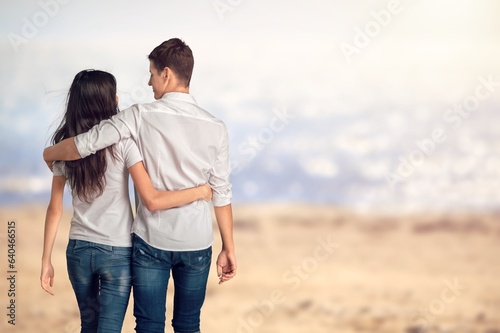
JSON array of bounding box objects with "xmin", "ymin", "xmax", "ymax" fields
[{"xmin": 40, "ymin": 69, "xmax": 211, "ymax": 333}]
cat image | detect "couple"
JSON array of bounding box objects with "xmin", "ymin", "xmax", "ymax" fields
[{"xmin": 41, "ymin": 38, "xmax": 237, "ymax": 333}]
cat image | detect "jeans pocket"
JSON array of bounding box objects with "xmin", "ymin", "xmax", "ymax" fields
[
  {"xmin": 66, "ymin": 254, "xmax": 81, "ymax": 265},
  {"xmin": 66, "ymin": 242, "xmax": 81, "ymax": 265},
  {"xmin": 70, "ymin": 240, "xmax": 92, "ymax": 254},
  {"xmin": 132, "ymin": 241, "xmax": 160, "ymax": 267},
  {"xmin": 187, "ymin": 247, "xmax": 212, "ymax": 270}
]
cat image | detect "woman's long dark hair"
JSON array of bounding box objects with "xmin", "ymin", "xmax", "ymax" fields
[{"xmin": 52, "ymin": 69, "xmax": 118, "ymax": 202}]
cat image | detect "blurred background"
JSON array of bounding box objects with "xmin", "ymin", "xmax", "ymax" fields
[{"xmin": 1, "ymin": 1, "xmax": 499, "ymax": 332}]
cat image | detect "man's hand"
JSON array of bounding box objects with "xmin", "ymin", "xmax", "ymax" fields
[
  {"xmin": 214, "ymin": 204, "xmax": 235, "ymax": 284},
  {"xmin": 216, "ymin": 249, "xmax": 237, "ymax": 284}
]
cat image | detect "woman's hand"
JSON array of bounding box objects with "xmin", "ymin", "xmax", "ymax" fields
[
  {"xmin": 199, "ymin": 184, "xmax": 213, "ymax": 202},
  {"xmin": 41, "ymin": 262, "xmax": 55, "ymax": 296}
]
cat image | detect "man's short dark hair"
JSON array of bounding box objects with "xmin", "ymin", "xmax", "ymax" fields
[{"xmin": 148, "ymin": 38, "xmax": 194, "ymax": 87}]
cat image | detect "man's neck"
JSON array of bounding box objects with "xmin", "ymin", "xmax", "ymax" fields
[{"xmin": 164, "ymin": 86, "xmax": 190, "ymax": 94}]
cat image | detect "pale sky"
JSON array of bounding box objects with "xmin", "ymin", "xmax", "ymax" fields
[{"xmin": 1, "ymin": 0, "xmax": 500, "ymax": 211}]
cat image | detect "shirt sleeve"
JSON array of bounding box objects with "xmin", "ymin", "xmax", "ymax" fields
[
  {"xmin": 121, "ymin": 138, "xmax": 143, "ymax": 169},
  {"xmin": 52, "ymin": 161, "xmax": 66, "ymax": 177},
  {"xmin": 74, "ymin": 105, "xmax": 142, "ymax": 158},
  {"xmin": 209, "ymin": 124, "xmax": 232, "ymax": 206}
]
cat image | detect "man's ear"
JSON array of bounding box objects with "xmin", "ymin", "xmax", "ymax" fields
[{"xmin": 162, "ymin": 67, "xmax": 170, "ymax": 80}]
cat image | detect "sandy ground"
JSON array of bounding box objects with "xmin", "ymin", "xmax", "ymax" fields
[{"xmin": 1, "ymin": 204, "xmax": 499, "ymax": 333}]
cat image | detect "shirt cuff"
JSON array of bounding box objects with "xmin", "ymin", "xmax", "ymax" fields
[
  {"xmin": 212, "ymin": 195, "xmax": 232, "ymax": 207},
  {"xmin": 74, "ymin": 133, "xmax": 91, "ymax": 158}
]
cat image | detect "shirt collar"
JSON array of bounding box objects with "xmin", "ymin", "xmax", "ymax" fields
[{"xmin": 160, "ymin": 92, "xmax": 197, "ymax": 105}]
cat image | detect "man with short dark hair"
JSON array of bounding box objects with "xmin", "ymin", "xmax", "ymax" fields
[{"xmin": 43, "ymin": 38, "xmax": 237, "ymax": 333}]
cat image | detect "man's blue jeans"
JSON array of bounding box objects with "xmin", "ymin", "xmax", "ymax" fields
[
  {"xmin": 66, "ymin": 239, "xmax": 132, "ymax": 333},
  {"xmin": 132, "ymin": 235, "xmax": 211, "ymax": 333}
]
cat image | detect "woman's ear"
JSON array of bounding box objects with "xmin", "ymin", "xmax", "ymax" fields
[{"xmin": 115, "ymin": 95, "xmax": 119, "ymax": 106}]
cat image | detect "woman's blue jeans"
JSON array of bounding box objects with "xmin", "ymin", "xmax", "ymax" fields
[
  {"xmin": 66, "ymin": 239, "xmax": 132, "ymax": 333},
  {"xmin": 132, "ymin": 235, "xmax": 211, "ymax": 333}
]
